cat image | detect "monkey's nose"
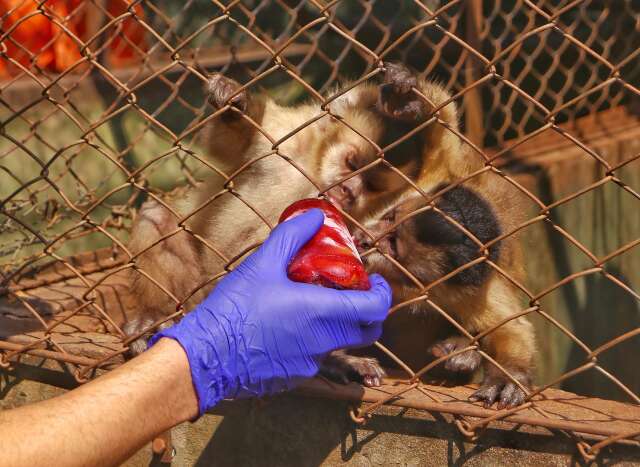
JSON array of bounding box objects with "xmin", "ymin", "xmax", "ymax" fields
[{"xmin": 327, "ymin": 184, "xmax": 354, "ymax": 210}]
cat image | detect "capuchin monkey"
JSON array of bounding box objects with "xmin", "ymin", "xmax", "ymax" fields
[
  {"xmin": 124, "ymin": 63, "xmax": 535, "ymax": 408},
  {"xmin": 349, "ymin": 177, "xmax": 535, "ymax": 408}
]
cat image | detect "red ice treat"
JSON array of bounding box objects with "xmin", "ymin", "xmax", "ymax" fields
[{"xmin": 279, "ymin": 199, "xmax": 371, "ymax": 291}]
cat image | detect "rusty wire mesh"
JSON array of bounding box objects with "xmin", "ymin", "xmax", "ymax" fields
[{"xmin": 1, "ymin": 0, "xmax": 640, "ymax": 460}]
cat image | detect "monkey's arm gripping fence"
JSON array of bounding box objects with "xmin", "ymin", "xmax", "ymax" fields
[{"xmin": 1, "ymin": 0, "xmax": 639, "ymax": 462}]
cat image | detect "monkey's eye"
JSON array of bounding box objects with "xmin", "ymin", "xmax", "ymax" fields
[
  {"xmin": 345, "ymin": 152, "xmax": 359, "ymax": 172},
  {"xmin": 382, "ymin": 209, "xmax": 395, "ymax": 223}
]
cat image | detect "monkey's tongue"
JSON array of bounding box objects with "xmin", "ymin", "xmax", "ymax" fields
[{"xmin": 278, "ymin": 198, "xmax": 370, "ymax": 291}]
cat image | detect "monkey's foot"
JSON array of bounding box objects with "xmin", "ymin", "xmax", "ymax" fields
[
  {"xmin": 207, "ymin": 73, "xmax": 248, "ymax": 114},
  {"xmin": 428, "ymin": 336, "xmax": 481, "ymax": 374},
  {"xmin": 377, "ymin": 62, "xmax": 427, "ymax": 122},
  {"xmin": 469, "ymin": 371, "xmax": 531, "ymax": 409},
  {"xmin": 320, "ymin": 351, "xmax": 385, "ymax": 387}
]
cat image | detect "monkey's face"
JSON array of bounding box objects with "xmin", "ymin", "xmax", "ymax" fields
[
  {"xmin": 354, "ymin": 185, "xmax": 502, "ymax": 291},
  {"xmin": 321, "ymin": 110, "xmax": 426, "ymax": 216},
  {"xmin": 319, "ymin": 108, "xmax": 383, "ymax": 212}
]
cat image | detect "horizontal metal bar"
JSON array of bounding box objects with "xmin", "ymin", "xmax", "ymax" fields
[
  {"xmin": 0, "ymin": 339, "xmax": 100, "ymax": 367},
  {"xmin": 293, "ymin": 379, "xmax": 640, "ymax": 445}
]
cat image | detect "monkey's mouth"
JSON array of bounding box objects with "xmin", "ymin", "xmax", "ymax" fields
[
  {"xmin": 355, "ymin": 232, "xmax": 398, "ymax": 261},
  {"xmin": 375, "ymin": 234, "xmax": 398, "ymax": 259}
]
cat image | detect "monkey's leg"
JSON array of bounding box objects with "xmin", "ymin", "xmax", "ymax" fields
[
  {"xmin": 428, "ymin": 335, "xmax": 482, "ymax": 374},
  {"xmin": 320, "ymin": 350, "xmax": 386, "ymax": 387},
  {"xmin": 125, "ymin": 200, "xmax": 204, "ymax": 356},
  {"xmin": 469, "ymin": 321, "xmax": 535, "ymax": 409}
]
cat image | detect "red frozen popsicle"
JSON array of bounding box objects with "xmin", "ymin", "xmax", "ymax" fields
[{"xmin": 279, "ymin": 199, "xmax": 370, "ymax": 290}]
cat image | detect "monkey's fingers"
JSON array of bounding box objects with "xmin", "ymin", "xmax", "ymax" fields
[
  {"xmin": 207, "ymin": 73, "xmax": 248, "ymax": 114},
  {"xmin": 123, "ymin": 318, "xmax": 152, "ymax": 357},
  {"xmin": 124, "ymin": 316, "xmax": 177, "ymax": 358},
  {"xmin": 382, "ymin": 62, "xmax": 417, "ymax": 94},
  {"xmin": 428, "ymin": 338, "xmax": 482, "ymax": 374},
  {"xmin": 378, "ymin": 84, "xmax": 427, "ymax": 123},
  {"xmin": 443, "ymin": 351, "xmax": 482, "ymax": 374},
  {"xmin": 469, "ymin": 382, "xmax": 502, "ymax": 408},
  {"xmin": 470, "ymin": 377, "xmax": 529, "ymax": 409},
  {"xmin": 319, "ymin": 353, "xmax": 385, "ymax": 387},
  {"xmin": 128, "ymin": 337, "xmax": 149, "ymax": 357},
  {"xmin": 428, "ymin": 340, "xmax": 455, "ymax": 358},
  {"xmin": 356, "ymin": 358, "xmax": 386, "ymax": 387},
  {"xmin": 496, "ymin": 383, "xmax": 527, "ymax": 410}
]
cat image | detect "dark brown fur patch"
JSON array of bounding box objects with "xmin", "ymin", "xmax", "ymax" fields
[{"xmin": 414, "ymin": 185, "xmax": 502, "ymax": 286}]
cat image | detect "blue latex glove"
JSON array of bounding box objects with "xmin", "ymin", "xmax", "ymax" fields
[{"xmin": 149, "ymin": 209, "xmax": 392, "ymax": 416}]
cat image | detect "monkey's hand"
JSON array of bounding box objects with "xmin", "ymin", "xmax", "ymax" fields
[
  {"xmin": 207, "ymin": 73, "xmax": 248, "ymax": 115},
  {"xmin": 469, "ymin": 367, "xmax": 532, "ymax": 410},
  {"xmin": 377, "ymin": 62, "xmax": 428, "ymax": 122},
  {"xmin": 320, "ymin": 350, "xmax": 386, "ymax": 387},
  {"xmin": 428, "ymin": 336, "xmax": 482, "ymax": 374},
  {"xmin": 148, "ymin": 209, "xmax": 392, "ymax": 416}
]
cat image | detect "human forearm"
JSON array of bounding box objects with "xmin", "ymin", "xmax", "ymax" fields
[{"xmin": 0, "ymin": 338, "xmax": 197, "ymax": 467}]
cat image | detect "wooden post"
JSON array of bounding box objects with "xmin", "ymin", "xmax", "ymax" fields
[{"xmin": 464, "ymin": 0, "xmax": 485, "ymax": 147}]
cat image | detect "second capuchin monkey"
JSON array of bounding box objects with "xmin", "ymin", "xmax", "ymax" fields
[{"xmin": 349, "ymin": 176, "xmax": 535, "ymax": 409}]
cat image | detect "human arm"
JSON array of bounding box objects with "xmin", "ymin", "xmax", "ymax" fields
[{"xmin": 0, "ymin": 338, "xmax": 196, "ymax": 467}]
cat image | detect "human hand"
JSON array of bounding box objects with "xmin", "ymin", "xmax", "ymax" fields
[{"xmin": 149, "ymin": 209, "xmax": 392, "ymax": 415}]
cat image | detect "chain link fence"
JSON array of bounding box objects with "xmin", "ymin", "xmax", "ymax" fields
[{"xmin": 1, "ymin": 0, "xmax": 639, "ymax": 461}]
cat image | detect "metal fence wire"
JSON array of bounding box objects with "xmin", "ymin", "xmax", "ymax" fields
[{"xmin": 1, "ymin": 0, "xmax": 639, "ymax": 461}]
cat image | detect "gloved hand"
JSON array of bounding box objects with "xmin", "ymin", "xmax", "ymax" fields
[{"xmin": 149, "ymin": 209, "xmax": 392, "ymax": 416}]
